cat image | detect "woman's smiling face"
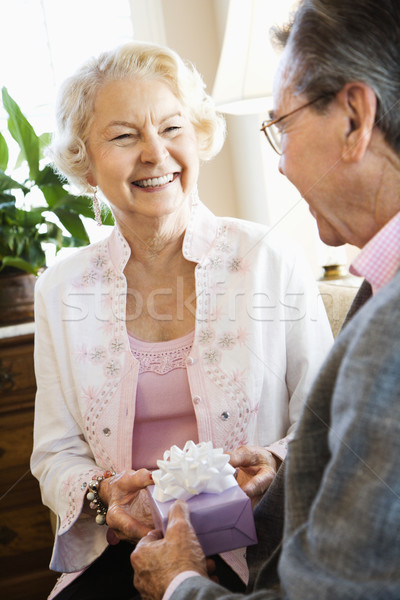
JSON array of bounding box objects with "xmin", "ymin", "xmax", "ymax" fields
[{"xmin": 86, "ymin": 77, "xmax": 200, "ymax": 222}]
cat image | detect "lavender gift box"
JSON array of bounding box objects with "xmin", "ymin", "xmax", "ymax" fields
[{"xmin": 147, "ymin": 483, "xmax": 257, "ymax": 556}]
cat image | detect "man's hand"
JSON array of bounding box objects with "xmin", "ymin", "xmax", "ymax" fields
[
  {"xmin": 229, "ymin": 445, "xmax": 280, "ymax": 506},
  {"xmin": 131, "ymin": 500, "xmax": 207, "ymax": 600},
  {"xmin": 101, "ymin": 468, "xmax": 154, "ymax": 542}
]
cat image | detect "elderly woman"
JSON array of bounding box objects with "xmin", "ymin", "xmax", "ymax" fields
[{"xmin": 31, "ymin": 42, "xmax": 332, "ymax": 599}]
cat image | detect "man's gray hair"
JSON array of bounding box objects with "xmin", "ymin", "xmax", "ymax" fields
[{"xmin": 272, "ymin": 0, "xmax": 400, "ymax": 153}]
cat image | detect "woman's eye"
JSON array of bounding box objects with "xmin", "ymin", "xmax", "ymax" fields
[
  {"xmin": 113, "ymin": 133, "xmax": 131, "ymax": 141},
  {"xmin": 163, "ymin": 126, "xmax": 181, "ymax": 134}
]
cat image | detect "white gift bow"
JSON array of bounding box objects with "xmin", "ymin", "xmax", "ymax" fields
[{"xmin": 152, "ymin": 440, "xmax": 238, "ymax": 502}]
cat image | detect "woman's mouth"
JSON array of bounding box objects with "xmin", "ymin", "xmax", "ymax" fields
[{"xmin": 133, "ymin": 173, "xmax": 177, "ymax": 188}]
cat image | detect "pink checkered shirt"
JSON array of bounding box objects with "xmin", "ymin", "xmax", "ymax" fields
[{"xmin": 350, "ymin": 211, "xmax": 400, "ymax": 294}]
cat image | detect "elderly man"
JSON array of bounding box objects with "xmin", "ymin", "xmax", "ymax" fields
[{"xmin": 130, "ymin": 0, "xmax": 400, "ymax": 598}]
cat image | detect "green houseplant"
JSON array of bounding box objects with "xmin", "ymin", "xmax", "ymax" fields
[{"xmin": 0, "ymin": 87, "xmax": 113, "ymax": 323}]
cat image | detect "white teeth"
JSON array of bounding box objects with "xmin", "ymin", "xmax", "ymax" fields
[{"xmin": 135, "ymin": 173, "xmax": 174, "ymax": 188}]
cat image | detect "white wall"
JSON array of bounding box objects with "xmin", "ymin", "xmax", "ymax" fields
[
  {"xmin": 2, "ymin": 0, "xmax": 358, "ymax": 275},
  {"xmin": 161, "ymin": 0, "xmax": 240, "ymax": 219},
  {"xmin": 131, "ymin": 0, "xmax": 359, "ymax": 278}
]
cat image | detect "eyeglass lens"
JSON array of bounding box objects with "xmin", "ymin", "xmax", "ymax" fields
[
  {"xmin": 267, "ymin": 124, "xmax": 281, "ymax": 154},
  {"xmin": 262, "ymin": 123, "xmax": 282, "ymax": 155}
]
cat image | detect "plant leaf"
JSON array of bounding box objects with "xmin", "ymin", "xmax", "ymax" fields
[
  {"xmin": 41, "ymin": 185, "xmax": 67, "ymax": 208},
  {"xmin": 60, "ymin": 235, "xmax": 88, "ymax": 248},
  {"xmin": 40, "ymin": 221, "xmax": 64, "ymax": 251},
  {"xmin": 2, "ymin": 87, "xmax": 40, "ymax": 180},
  {"xmin": 53, "ymin": 193, "xmax": 115, "ymax": 225},
  {"xmin": 0, "ymin": 255, "xmax": 38, "ymax": 275},
  {"xmin": 54, "ymin": 193, "xmax": 95, "ymax": 218},
  {"xmin": 0, "ymin": 169, "xmax": 29, "ymax": 193},
  {"xmin": 53, "ymin": 208, "xmax": 90, "ymax": 242},
  {"xmin": 27, "ymin": 238, "xmax": 47, "ymax": 268},
  {"xmin": 0, "ymin": 132, "xmax": 8, "ymax": 171},
  {"xmin": 36, "ymin": 165, "xmax": 68, "ymax": 208},
  {"xmin": 36, "ymin": 164, "xmax": 62, "ymax": 186},
  {"xmin": 17, "ymin": 206, "xmax": 46, "ymax": 227},
  {"xmin": 14, "ymin": 149, "xmax": 24, "ymax": 169},
  {"xmin": 102, "ymin": 208, "xmax": 115, "ymax": 226},
  {"xmin": 0, "ymin": 195, "xmax": 16, "ymax": 210},
  {"xmin": 39, "ymin": 132, "xmax": 52, "ymax": 159}
]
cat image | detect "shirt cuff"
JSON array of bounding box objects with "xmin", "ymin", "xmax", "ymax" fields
[
  {"xmin": 266, "ymin": 436, "xmax": 290, "ymax": 462},
  {"xmin": 162, "ymin": 571, "xmax": 203, "ymax": 600}
]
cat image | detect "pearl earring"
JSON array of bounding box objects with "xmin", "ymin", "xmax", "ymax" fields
[{"xmin": 92, "ymin": 187, "xmax": 102, "ymax": 226}]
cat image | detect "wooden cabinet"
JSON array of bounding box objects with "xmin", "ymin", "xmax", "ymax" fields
[{"xmin": 0, "ymin": 324, "xmax": 58, "ymax": 600}]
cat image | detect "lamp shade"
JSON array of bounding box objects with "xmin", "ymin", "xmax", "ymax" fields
[{"xmin": 212, "ymin": 0, "xmax": 298, "ymax": 115}]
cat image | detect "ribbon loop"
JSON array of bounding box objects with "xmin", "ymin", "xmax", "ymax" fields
[{"xmin": 152, "ymin": 441, "xmax": 237, "ymax": 502}]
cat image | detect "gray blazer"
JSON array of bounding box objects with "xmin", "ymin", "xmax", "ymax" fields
[{"xmin": 172, "ymin": 272, "xmax": 400, "ymax": 600}]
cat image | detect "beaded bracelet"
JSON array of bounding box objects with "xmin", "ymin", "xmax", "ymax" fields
[{"xmin": 86, "ymin": 470, "xmax": 115, "ymax": 525}]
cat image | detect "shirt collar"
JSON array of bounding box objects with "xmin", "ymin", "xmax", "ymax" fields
[
  {"xmin": 350, "ymin": 211, "xmax": 400, "ymax": 294},
  {"xmin": 182, "ymin": 195, "xmax": 218, "ymax": 263},
  {"xmin": 106, "ymin": 195, "xmax": 218, "ymax": 273}
]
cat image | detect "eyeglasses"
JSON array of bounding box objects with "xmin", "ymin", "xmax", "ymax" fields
[{"xmin": 260, "ymin": 95, "xmax": 327, "ymax": 155}]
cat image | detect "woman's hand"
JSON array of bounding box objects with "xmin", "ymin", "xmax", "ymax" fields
[
  {"xmin": 229, "ymin": 445, "xmax": 281, "ymax": 506},
  {"xmin": 99, "ymin": 468, "xmax": 154, "ymax": 542}
]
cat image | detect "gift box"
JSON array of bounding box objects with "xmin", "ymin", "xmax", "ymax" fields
[
  {"xmin": 147, "ymin": 483, "xmax": 257, "ymax": 556},
  {"xmin": 147, "ymin": 441, "xmax": 257, "ymax": 556}
]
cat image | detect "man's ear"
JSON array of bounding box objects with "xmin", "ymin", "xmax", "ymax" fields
[{"xmin": 337, "ymin": 82, "xmax": 377, "ymax": 163}]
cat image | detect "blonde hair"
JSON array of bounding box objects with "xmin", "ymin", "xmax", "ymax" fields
[{"xmin": 49, "ymin": 42, "xmax": 226, "ymax": 193}]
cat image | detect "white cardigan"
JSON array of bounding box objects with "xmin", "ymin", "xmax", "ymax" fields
[{"xmin": 31, "ymin": 199, "xmax": 333, "ymax": 595}]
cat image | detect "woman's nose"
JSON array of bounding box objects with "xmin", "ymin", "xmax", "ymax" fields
[{"xmin": 140, "ymin": 134, "xmax": 168, "ymax": 164}]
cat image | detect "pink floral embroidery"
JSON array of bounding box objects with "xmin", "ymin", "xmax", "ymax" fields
[
  {"xmin": 228, "ymin": 257, "xmax": 242, "ymax": 272},
  {"xmin": 109, "ymin": 338, "xmax": 125, "ymax": 354},
  {"xmin": 81, "ymin": 386, "xmax": 100, "ymax": 402},
  {"xmin": 82, "ymin": 270, "xmax": 97, "ymax": 286},
  {"xmin": 92, "ymin": 254, "xmax": 108, "ymax": 269},
  {"xmin": 209, "ymin": 255, "xmax": 223, "ymax": 269},
  {"xmin": 74, "ymin": 344, "xmax": 89, "ymax": 362},
  {"xmin": 203, "ymin": 348, "xmax": 221, "ymax": 365},
  {"xmin": 215, "ymin": 240, "xmax": 232, "ymax": 253},
  {"xmin": 198, "ymin": 328, "xmax": 215, "ymax": 344},
  {"xmin": 236, "ymin": 327, "xmax": 250, "ymax": 345},
  {"xmin": 231, "ymin": 368, "xmax": 247, "ymax": 387},
  {"xmin": 104, "ymin": 359, "xmax": 121, "ymax": 377},
  {"xmin": 102, "ymin": 268, "xmax": 115, "ymax": 284},
  {"xmin": 218, "ymin": 333, "xmax": 236, "ymax": 349},
  {"xmin": 228, "ymin": 256, "xmax": 252, "ymax": 275},
  {"xmin": 89, "ymin": 346, "xmax": 106, "ymax": 363}
]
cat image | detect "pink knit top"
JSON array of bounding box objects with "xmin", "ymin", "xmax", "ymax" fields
[{"xmin": 128, "ymin": 330, "xmax": 198, "ymax": 470}]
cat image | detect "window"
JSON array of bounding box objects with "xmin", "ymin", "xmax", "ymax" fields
[
  {"xmin": 0, "ymin": 0, "xmax": 133, "ymax": 133},
  {"xmin": 0, "ymin": 0, "xmax": 134, "ymax": 255}
]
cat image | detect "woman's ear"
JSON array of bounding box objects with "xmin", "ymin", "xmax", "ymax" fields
[
  {"xmin": 86, "ymin": 172, "xmax": 97, "ymax": 188},
  {"xmin": 337, "ymin": 82, "xmax": 377, "ymax": 163}
]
